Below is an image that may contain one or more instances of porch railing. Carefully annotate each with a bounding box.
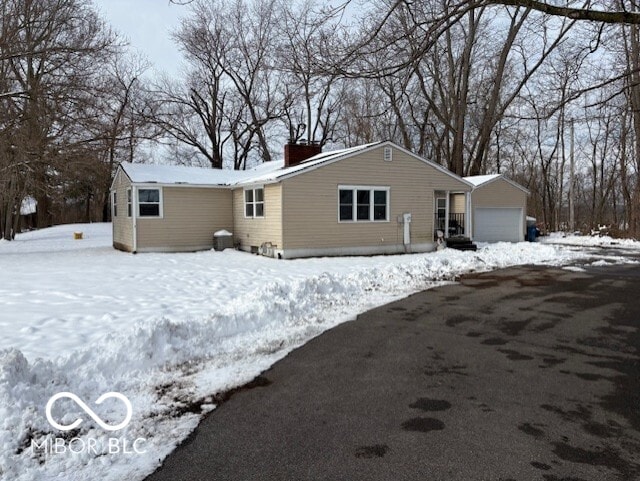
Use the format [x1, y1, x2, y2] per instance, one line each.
[435, 213, 465, 237]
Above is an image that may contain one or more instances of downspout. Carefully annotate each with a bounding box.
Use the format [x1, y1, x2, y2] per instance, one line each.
[466, 191, 473, 240]
[444, 191, 450, 238]
[110, 190, 115, 245]
[132, 185, 138, 253]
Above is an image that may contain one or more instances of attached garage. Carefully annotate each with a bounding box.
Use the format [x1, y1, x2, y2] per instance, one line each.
[465, 175, 529, 243]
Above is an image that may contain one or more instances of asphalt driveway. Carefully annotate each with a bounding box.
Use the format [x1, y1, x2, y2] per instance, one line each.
[146, 263, 640, 481]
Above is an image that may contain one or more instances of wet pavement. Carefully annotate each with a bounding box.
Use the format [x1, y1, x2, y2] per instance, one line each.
[146, 262, 640, 481]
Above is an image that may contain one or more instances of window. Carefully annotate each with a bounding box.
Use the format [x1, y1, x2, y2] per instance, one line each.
[338, 186, 389, 222]
[138, 188, 161, 217]
[436, 197, 446, 219]
[357, 190, 370, 220]
[244, 187, 264, 218]
[127, 189, 132, 217]
[339, 189, 353, 221]
[112, 192, 117, 217]
[374, 190, 387, 220]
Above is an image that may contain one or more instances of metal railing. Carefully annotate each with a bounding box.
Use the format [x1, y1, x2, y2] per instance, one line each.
[435, 213, 465, 237]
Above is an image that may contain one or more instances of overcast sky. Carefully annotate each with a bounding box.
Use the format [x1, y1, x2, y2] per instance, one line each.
[92, 0, 186, 76]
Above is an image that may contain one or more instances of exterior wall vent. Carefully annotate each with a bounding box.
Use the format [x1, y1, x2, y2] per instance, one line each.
[384, 146, 392, 162]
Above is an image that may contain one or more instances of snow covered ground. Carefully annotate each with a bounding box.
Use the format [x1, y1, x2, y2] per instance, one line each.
[543, 231, 640, 249]
[1, 224, 639, 481]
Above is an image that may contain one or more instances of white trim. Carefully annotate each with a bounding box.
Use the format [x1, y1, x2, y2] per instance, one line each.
[467, 175, 530, 195]
[444, 191, 450, 238]
[338, 185, 390, 223]
[465, 192, 472, 240]
[136, 182, 231, 189]
[111, 191, 117, 218]
[278, 243, 436, 259]
[126, 188, 132, 218]
[137, 187, 164, 219]
[119, 176, 231, 191]
[132, 187, 137, 253]
[135, 244, 215, 253]
[109, 166, 129, 192]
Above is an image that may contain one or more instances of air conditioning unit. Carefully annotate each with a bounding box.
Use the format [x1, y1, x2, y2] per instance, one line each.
[260, 242, 275, 257]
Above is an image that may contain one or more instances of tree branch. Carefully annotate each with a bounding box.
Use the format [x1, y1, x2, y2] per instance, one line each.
[484, 0, 640, 24]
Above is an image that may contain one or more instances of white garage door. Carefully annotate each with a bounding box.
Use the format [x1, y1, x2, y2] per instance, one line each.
[474, 208, 523, 242]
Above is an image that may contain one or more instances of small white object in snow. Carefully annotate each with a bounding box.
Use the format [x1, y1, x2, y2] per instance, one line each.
[20, 196, 37, 215]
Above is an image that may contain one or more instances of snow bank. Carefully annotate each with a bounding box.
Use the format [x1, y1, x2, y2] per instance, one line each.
[543, 232, 640, 249]
[0, 224, 623, 481]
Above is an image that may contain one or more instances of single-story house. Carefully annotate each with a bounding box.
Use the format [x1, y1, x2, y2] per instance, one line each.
[462, 174, 529, 243]
[110, 141, 529, 257]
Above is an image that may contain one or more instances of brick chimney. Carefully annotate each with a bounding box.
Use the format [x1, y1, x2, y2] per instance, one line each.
[284, 142, 322, 167]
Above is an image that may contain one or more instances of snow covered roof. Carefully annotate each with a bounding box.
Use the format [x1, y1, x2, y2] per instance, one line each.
[464, 174, 529, 194]
[118, 143, 383, 188]
[20, 196, 37, 215]
[119, 161, 266, 186]
[235, 142, 381, 185]
[117, 141, 473, 191]
[464, 174, 502, 187]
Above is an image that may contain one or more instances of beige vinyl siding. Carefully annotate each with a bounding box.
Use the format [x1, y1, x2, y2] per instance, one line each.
[136, 187, 232, 251]
[450, 193, 466, 214]
[111, 169, 134, 251]
[281, 145, 470, 250]
[471, 178, 527, 235]
[232, 184, 282, 251]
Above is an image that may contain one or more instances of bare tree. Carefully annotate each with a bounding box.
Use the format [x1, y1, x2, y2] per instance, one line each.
[277, 0, 346, 146]
[88, 53, 155, 221]
[154, 0, 289, 169]
[0, 0, 119, 238]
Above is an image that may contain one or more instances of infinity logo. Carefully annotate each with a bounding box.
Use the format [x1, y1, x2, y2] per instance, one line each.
[45, 392, 132, 432]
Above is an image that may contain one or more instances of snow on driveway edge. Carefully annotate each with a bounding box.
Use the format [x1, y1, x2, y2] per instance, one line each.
[0, 243, 587, 481]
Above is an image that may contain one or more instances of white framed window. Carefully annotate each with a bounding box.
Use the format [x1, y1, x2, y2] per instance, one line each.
[112, 192, 117, 217]
[338, 185, 389, 222]
[138, 188, 162, 217]
[244, 187, 264, 218]
[126, 188, 132, 217]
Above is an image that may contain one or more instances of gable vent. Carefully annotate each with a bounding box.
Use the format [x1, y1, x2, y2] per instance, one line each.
[383, 146, 392, 162]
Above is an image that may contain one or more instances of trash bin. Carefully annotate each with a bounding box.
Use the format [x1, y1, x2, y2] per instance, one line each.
[527, 225, 537, 242]
[213, 230, 234, 251]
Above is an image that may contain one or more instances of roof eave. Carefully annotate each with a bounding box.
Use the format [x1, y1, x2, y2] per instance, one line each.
[109, 163, 132, 191]
[470, 175, 530, 195]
